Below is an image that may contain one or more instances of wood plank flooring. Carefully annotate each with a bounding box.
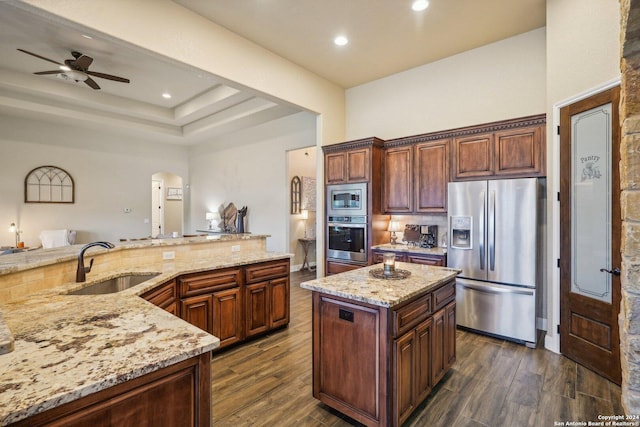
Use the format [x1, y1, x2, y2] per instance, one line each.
[211, 270, 623, 426]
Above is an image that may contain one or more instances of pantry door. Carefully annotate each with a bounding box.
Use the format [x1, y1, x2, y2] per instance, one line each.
[559, 86, 621, 384]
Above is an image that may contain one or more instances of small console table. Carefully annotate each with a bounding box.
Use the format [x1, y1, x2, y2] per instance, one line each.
[298, 238, 316, 272]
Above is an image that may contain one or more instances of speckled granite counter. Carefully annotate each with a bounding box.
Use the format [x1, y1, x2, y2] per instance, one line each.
[300, 262, 459, 307]
[371, 243, 447, 257]
[0, 236, 291, 425]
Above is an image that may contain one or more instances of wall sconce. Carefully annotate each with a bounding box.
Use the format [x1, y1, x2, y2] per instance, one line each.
[8, 222, 21, 248]
[388, 220, 401, 245]
[301, 209, 309, 238]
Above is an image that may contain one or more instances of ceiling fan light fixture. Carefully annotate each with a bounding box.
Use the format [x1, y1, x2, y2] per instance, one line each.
[64, 69, 88, 82]
[412, 0, 429, 11]
[59, 65, 71, 71]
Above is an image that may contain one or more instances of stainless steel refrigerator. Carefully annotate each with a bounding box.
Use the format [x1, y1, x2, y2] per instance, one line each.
[447, 178, 545, 347]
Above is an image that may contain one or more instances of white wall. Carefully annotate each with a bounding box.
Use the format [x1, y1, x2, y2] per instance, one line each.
[544, 0, 621, 353]
[346, 28, 546, 140]
[188, 112, 317, 253]
[0, 114, 188, 247]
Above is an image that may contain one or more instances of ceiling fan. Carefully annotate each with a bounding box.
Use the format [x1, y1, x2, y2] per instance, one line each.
[17, 48, 130, 90]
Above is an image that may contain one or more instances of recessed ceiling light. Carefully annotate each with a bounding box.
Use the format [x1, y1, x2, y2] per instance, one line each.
[334, 35, 348, 46]
[81, 34, 93, 40]
[162, 93, 172, 99]
[412, 0, 429, 11]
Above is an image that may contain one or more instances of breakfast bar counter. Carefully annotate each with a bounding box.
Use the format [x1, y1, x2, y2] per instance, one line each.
[301, 263, 459, 427]
[0, 235, 291, 426]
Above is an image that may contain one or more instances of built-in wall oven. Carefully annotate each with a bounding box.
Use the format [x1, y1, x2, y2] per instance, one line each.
[327, 216, 367, 263]
[327, 183, 367, 217]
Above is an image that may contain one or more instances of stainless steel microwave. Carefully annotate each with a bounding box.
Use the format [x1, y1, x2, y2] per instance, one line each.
[326, 183, 367, 216]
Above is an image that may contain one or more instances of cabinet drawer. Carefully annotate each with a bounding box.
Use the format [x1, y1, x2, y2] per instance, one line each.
[245, 260, 290, 284]
[179, 268, 242, 297]
[142, 279, 177, 310]
[433, 280, 456, 311]
[393, 294, 432, 338]
[406, 255, 444, 266]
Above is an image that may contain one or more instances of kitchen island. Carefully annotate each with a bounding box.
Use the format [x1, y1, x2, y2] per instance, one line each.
[301, 262, 459, 427]
[0, 234, 291, 426]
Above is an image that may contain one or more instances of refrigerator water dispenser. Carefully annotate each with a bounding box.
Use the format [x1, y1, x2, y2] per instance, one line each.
[451, 216, 472, 249]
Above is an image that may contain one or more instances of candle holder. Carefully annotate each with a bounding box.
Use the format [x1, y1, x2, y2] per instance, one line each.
[383, 253, 396, 276]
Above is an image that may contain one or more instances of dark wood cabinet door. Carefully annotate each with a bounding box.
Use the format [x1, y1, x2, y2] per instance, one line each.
[431, 307, 446, 385]
[270, 276, 290, 328]
[213, 287, 243, 348]
[394, 331, 416, 426]
[346, 148, 370, 182]
[246, 282, 269, 337]
[325, 152, 347, 184]
[415, 140, 449, 212]
[181, 294, 213, 334]
[415, 317, 433, 403]
[445, 302, 457, 370]
[141, 279, 177, 314]
[452, 133, 494, 180]
[383, 146, 413, 212]
[494, 125, 544, 176]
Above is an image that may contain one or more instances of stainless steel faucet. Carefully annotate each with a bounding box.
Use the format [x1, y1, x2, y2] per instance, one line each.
[76, 241, 115, 282]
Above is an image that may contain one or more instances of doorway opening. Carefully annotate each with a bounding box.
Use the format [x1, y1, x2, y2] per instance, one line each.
[287, 147, 317, 271]
[151, 172, 184, 237]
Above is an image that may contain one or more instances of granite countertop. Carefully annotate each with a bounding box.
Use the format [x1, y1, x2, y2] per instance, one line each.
[0, 233, 270, 276]
[0, 248, 291, 425]
[300, 262, 459, 308]
[371, 243, 447, 256]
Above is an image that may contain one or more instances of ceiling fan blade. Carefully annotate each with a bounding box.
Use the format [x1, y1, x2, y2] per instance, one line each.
[86, 71, 130, 83]
[17, 49, 62, 66]
[34, 70, 62, 75]
[73, 54, 93, 71]
[84, 77, 100, 90]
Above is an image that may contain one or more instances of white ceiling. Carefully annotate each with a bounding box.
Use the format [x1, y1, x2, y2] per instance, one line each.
[0, 0, 545, 146]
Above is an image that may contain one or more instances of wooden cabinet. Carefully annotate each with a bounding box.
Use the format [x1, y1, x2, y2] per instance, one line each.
[325, 148, 370, 184]
[383, 139, 449, 214]
[394, 317, 433, 426]
[415, 140, 449, 212]
[326, 260, 365, 275]
[451, 120, 545, 181]
[141, 279, 178, 316]
[244, 260, 290, 337]
[16, 353, 211, 427]
[383, 146, 413, 212]
[172, 259, 290, 351]
[372, 249, 445, 266]
[312, 279, 456, 427]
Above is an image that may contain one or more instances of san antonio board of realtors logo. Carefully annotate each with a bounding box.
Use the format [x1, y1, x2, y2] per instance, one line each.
[580, 155, 602, 181]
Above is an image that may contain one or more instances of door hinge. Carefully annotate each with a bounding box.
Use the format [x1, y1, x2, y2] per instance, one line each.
[557, 125, 560, 135]
[557, 324, 560, 334]
[557, 192, 560, 202]
[557, 258, 560, 268]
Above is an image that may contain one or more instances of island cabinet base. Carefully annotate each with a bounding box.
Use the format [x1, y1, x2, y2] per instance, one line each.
[311, 279, 456, 427]
[13, 352, 212, 427]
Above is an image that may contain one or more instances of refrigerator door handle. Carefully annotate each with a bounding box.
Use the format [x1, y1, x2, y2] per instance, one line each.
[479, 191, 485, 270]
[461, 281, 535, 296]
[489, 190, 496, 271]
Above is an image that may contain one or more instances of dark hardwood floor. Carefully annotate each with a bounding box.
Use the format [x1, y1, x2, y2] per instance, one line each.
[211, 270, 623, 426]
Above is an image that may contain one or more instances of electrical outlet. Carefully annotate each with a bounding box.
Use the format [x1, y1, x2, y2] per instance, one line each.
[231, 245, 241, 252]
[162, 251, 175, 260]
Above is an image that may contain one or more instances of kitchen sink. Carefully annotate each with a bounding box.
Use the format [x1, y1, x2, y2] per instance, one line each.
[68, 273, 161, 295]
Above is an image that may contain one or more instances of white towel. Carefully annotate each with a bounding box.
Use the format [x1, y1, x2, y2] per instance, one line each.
[40, 229, 71, 249]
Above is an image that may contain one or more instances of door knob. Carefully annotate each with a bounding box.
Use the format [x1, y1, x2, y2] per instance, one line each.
[600, 267, 621, 276]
